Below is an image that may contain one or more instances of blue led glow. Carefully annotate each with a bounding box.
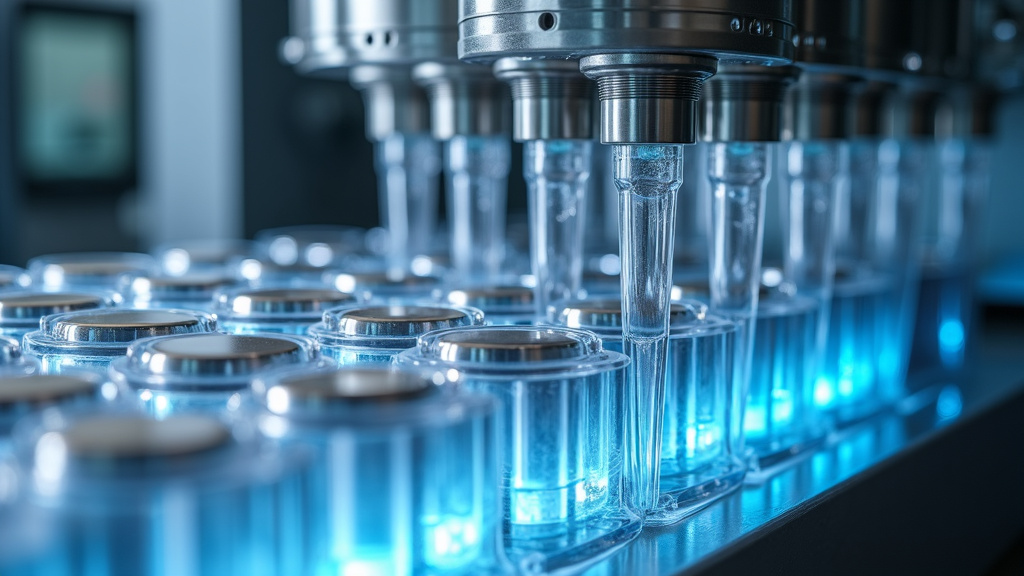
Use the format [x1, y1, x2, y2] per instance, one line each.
[936, 385, 963, 421]
[939, 319, 965, 353]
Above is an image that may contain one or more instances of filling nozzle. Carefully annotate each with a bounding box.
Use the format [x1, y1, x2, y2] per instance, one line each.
[350, 66, 441, 278]
[701, 64, 795, 457]
[413, 62, 511, 285]
[579, 53, 715, 512]
[493, 58, 594, 317]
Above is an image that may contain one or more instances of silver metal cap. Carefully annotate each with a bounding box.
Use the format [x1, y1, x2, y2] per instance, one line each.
[492, 57, 592, 142]
[268, 368, 434, 410]
[61, 414, 230, 459]
[0, 374, 97, 408]
[0, 292, 106, 322]
[217, 288, 355, 318]
[284, 0, 459, 76]
[551, 298, 706, 330]
[126, 334, 307, 381]
[42, 309, 214, 344]
[783, 73, 860, 141]
[458, 0, 795, 65]
[446, 285, 534, 311]
[412, 61, 510, 139]
[701, 64, 798, 142]
[433, 327, 590, 363]
[580, 53, 717, 144]
[325, 305, 476, 337]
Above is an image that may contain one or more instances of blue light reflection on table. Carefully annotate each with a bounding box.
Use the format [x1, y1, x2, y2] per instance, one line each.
[583, 356, 1020, 576]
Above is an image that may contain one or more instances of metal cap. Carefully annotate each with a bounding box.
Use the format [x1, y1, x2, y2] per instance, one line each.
[325, 305, 479, 337]
[413, 61, 511, 139]
[432, 327, 592, 363]
[0, 292, 106, 322]
[849, 81, 899, 138]
[446, 285, 534, 310]
[216, 288, 355, 318]
[123, 333, 310, 383]
[61, 414, 230, 459]
[41, 309, 215, 344]
[284, 0, 459, 76]
[458, 0, 795, 65]
[580, 53, 717, 144]
[349, 64, 430, 140]
[701, 64, 798, 142]
[492, 57, 593, 142]
[266, 367, 434, 409]
[783, 73, 861, 141]
[551, 298, 707, 331]
[0, 374, 97, 408]
[329, 271, 443, 294]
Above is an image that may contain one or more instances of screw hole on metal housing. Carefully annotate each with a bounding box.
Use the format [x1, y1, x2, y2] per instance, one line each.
[538, 12, 556, 31]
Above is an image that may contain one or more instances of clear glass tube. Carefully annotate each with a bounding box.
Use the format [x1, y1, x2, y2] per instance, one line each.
[614, 144, 682, 513]
[524, 139, 591, 317]
[706, 142, 770, 458]
[444, 135, 511, 285]
[375, 133, 441, 277]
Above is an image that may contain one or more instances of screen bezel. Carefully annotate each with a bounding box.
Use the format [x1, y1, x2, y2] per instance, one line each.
[11, 2, 139, 198]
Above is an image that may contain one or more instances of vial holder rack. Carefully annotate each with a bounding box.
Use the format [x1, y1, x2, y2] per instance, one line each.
[253, 364, 505, 576]
[399, 325, 640, 575]
[110, 332, 320, 416]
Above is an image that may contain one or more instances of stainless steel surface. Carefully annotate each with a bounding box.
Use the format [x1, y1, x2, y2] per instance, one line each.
[492, 57, 593, 141]
[219, 288, 354, 316]
[701, 64, 799, 142]
[133, 333, 305, 377]
[412, 61, 510, 139]
[580, 53, 717, 144]
[285, 0, 458, 76]
[458, 0, 795, 65]
[328, 305, 475, 336]
[446, 285, 534, 308]
[434, 326, 588, 363]
[63, 414, 230, 459]
[45, 310, 209, 344]
[0, 292, 105, 320]
[784, 73, 860, 140]
[348, 65, 430, 140]
[0, 374, 97, 406]
[272, 368, 433, 403]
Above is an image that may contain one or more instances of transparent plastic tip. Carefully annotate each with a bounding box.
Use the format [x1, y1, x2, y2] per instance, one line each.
[782, 141, 846, 348]
[706, 142, 770, 456]
[445, 135, 511, 284]
[524, 139, 591, 317]
[614, 145, 682, 513]
[375, 133, 441, 277]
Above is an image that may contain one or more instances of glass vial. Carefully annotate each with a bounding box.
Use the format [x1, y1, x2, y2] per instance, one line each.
[0, 292, 114, 340]
[253, 364, 505, 576]
[213, 287, 357, 335]
[398, 325, 640, 575]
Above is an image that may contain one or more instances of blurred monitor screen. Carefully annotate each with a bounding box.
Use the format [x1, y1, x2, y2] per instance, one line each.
[15, 5, 137, 195]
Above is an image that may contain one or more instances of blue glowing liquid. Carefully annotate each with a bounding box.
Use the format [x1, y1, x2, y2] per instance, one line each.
[219, 320, 318, 336]
[278, 416, 499, 576]
[134, 389, 246, 417]
[318, 345, 405, 366]
[910, 264, 972, 376]
[2, 470, 293, 576]
[816, 273, 891, 420]
[604, 320, 743, 524]
[745, 296, 821, 457]
[467, 374, 616, 541]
